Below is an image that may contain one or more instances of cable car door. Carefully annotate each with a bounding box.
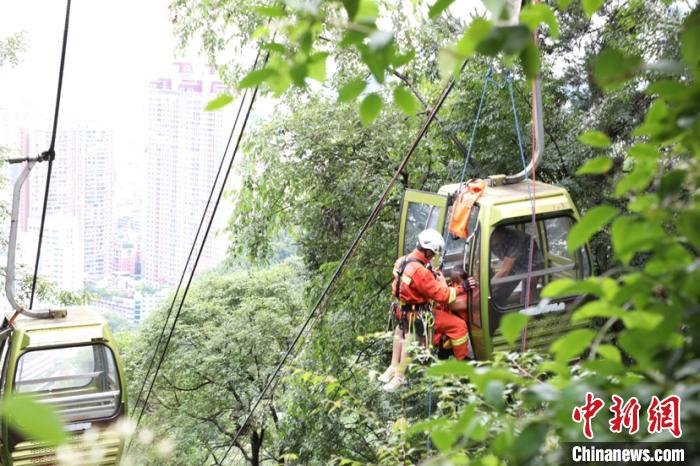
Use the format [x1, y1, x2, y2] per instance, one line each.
[398, 190, 448, 260]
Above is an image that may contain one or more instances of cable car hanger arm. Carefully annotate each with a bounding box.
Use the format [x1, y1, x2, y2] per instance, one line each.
[4, 154, 65, 321]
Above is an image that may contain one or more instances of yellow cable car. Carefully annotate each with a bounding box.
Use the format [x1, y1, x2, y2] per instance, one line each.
[0, 308, 127, 465]
[396, 41, 594, 359]
[1, 157, 127, 465]
[397, 180, 593, 360]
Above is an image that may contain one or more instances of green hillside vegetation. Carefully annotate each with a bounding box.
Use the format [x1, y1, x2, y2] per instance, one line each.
[118, 0, 700, 464]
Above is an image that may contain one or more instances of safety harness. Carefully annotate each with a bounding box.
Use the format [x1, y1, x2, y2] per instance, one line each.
[393, 256, 435, 343]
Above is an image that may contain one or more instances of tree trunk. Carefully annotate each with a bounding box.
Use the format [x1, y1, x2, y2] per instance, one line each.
[249, 429, 264, 466]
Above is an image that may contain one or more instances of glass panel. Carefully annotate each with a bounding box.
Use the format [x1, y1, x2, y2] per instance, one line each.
[489, 217, 592, 310]
[544, 217, 569, 258]
[442, 205, 479, 279]
[469, 227, 482, 328]
[403, 202, 442, 256]
[15, 345, 120, 422]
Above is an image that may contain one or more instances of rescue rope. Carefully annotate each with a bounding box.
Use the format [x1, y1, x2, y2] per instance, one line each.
[457, 68, 493, 187]
[29, 0, 72, 308]
[443, 67, 493, 260]
[216, 63, 466, 466]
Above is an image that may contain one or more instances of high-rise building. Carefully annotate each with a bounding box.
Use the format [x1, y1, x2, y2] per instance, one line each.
[142, 62, 229, 284]
[21, 124, 114, 289]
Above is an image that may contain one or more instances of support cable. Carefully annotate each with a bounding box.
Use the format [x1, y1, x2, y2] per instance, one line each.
[216, 63, 464, 466]
[132, 52, 270, 433]
[131, 48, 263, 417]
[29, 0, 72, 308]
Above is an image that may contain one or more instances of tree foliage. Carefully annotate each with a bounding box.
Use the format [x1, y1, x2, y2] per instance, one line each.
[124, 261, 306, 465]
[120, 1, 700, 464]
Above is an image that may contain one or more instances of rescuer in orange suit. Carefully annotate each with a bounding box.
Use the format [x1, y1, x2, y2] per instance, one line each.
[433, 271, 476, 360]
[380, 229, 458, 392]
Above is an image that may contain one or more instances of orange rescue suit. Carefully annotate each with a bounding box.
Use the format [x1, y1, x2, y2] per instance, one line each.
[448, 180, 486, 239]
[392, 249, 456, 306]
[433, 285, 471, 360]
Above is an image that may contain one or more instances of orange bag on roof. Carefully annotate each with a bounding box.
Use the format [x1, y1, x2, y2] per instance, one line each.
[448, 179, 486, 238]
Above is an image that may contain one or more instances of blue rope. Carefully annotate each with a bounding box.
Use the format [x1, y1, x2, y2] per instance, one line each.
[506, 73, 537, 352]
[457, 68, 493, 186]
[426, 379, 433, 454]
[444, 68, 494, 261]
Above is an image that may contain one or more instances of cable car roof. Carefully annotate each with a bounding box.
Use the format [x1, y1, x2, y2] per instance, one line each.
[11, 306, 111, 349]
[438, 180, 569, 206]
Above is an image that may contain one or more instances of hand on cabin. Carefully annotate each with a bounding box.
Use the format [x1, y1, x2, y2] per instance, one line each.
[467, 276, 477, 289]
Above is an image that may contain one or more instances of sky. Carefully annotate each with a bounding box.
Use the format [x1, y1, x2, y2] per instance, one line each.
[0, 0, 206, 211]
[0, 0, 180, 124]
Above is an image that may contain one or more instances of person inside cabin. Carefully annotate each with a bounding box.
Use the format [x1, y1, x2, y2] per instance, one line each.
[490, 225, 544, 307]
[379, 229, 458, 392]
[433, 270, 476, 360]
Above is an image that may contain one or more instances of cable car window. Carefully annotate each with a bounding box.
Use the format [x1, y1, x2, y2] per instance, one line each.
[443, 205, 479, 278]
[403, 202, 442, 256]
[489, 216, 591, 310]
[14, 345, 121, 422]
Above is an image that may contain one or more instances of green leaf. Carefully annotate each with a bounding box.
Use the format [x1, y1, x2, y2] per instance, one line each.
[392, 49, 415, 68]
[519, 39, 540, 81]
[483, 0, 507, 20]
[340, 30, 366, 47]
[307, 53, 328, 82]
[576, 157, 612, 175]
[254, 6, 286, 17]
[513, 423, 548, 462]
[429, 0, 454, 19]
[597, 344, 622, 363]
[611, 216, 661, 264]
[578, 131, 611, 148]
[594, 48, 641, 91]
[646, 80, 690, 101]
[338, 79, 366, 102]
[542, 278, 607, 298]
[407, 417, 449, 434]
[567, 205, 617, 254]
[615, 144, 658, 197]
[680, 8, 700, 69]
[355, 0, 378, 23]
[679, 210, 700, 249]
[2, 395, 66, 446]
[261, 42, 287, 54]
[519, 4, 559, 39]
[550, 329, 595, 360]
[359, 93, 383, 126]
[205, 94, 233, 111]
[456, 18, 493, 57]
[581, 0, 604, 18]
[341, 0, 359, 20]
[239, 67, 275, 88]
[431, 428, 457, 452]
[289, 62, 308, 87]
[427, 359, 475, 377]
[498, 313, 529, 346]
[621, 311, 663, 330]
[556, 0, 573, 10]
[393, 87, 419, 115]
[485, 380, 505, 409]
[572, 301, 623, 323]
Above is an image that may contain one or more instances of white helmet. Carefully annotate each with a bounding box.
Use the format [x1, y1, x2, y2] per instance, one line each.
[417, 229, 445, 254]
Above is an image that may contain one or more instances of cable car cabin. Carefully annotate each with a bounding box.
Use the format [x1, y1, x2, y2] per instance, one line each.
[0, 306, 127, 466]
[397, 180, 593, 360]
